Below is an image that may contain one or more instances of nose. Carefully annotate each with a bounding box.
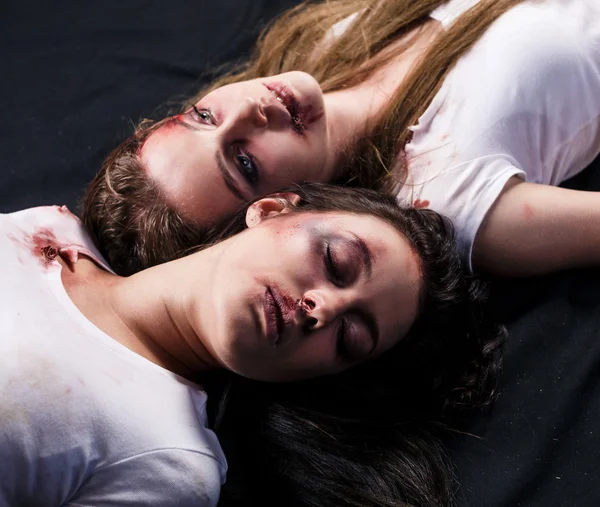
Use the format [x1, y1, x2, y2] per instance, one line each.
[226, 97, 268, 137]
[298, 289, 349, 332]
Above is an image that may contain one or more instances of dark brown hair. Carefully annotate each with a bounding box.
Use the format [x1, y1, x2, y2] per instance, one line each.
[82, 0, 526, 275]
[197, 183, 505, 507]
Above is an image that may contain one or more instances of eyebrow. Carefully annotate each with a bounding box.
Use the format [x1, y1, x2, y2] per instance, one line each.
[168, 116, 246, 202]
[350, 233, 373, 280]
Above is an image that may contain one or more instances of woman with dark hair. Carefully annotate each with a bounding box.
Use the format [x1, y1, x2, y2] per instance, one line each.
[1, 184, 502, 506]
[82, 0, 600, 277]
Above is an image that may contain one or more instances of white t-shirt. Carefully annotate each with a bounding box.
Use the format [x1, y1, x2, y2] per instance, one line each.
[0, 206, 227, 507]
[334, 0, 600, 266]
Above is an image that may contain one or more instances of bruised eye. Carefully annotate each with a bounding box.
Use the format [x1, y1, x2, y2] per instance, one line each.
[325, 242, 342, 285]
[192, 105, 215, 124]
[325, 240, 356, 287]
[337, 319, 371, 362]
[336, 318, 348, 358]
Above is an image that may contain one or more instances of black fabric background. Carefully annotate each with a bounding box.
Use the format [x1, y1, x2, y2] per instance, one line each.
[2, 1, 599, 505]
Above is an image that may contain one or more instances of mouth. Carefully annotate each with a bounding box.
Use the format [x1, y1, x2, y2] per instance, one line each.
[264, 82, 306, 134]
[263, 286, 297, 347]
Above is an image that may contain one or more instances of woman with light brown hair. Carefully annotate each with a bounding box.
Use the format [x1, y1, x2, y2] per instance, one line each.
[83, 0, 600, 276]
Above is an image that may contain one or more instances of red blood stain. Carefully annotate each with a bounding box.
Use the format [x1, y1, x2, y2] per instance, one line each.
[41, 245, 58, 262]
[413, 199, 430, 209]
[161, 115, 182, 131]
[31, 228, 60, 266]
[523, 203, 535, 221]
[307, 111, 324, 125]
[65, 386, 72, 395]
[8, 227, 85, 268]
[441, 134, 448, 141]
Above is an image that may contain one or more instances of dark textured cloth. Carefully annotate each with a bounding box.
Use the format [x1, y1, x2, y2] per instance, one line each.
[1, 1, 598, 505]
[450, 162, 600, 507]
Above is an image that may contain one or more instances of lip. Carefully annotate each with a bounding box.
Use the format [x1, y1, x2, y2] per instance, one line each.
[264, 288, 282, 347]
[263, 82, 306, 134]
[263, 286, 297, 347]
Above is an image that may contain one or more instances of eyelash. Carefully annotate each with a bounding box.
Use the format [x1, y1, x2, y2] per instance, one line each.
[192, 105, 260, 187]
[234, 146, 259, 186]
[325, 243, 342, 285]
[336, 318, 349, 359]
[325, 243, 353, 360]
[192, 105, 214, 124]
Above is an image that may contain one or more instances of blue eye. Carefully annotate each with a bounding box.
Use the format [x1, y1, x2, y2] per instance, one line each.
[236, 150, 259, 186]
[192, 105, 214, 124]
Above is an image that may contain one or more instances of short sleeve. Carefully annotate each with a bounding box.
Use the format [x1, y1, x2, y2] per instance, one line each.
[400, 154, 525, 271]
[67, 448, 225, 507]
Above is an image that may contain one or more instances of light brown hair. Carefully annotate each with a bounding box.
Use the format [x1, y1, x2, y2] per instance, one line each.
[82, 0, 526, 274]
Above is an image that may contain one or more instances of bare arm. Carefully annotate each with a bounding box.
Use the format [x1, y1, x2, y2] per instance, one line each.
[473, 177, 600, 277]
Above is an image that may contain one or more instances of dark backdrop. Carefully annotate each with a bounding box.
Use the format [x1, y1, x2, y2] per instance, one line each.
[2, 1, 599, 505]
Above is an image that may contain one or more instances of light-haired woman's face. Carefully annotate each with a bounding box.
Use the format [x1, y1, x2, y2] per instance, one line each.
[193, 203, 423, 382]
[140, 72, 336, 226]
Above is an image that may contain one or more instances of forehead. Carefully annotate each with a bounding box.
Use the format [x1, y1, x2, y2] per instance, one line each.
[138, 120, 242, 225]
[290, 211, 409, 252]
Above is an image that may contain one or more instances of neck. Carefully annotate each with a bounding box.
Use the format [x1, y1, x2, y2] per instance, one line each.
[322, 18, 443, 176]
[62, 245, 225, 381]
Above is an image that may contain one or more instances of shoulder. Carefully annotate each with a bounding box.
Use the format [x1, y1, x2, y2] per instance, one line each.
[3, 205, 88, 245]
[2, 205, 113, 272]
[71, 447, 225, 506]
[439, 0, 600, 140]
[471, 0, 599, 80]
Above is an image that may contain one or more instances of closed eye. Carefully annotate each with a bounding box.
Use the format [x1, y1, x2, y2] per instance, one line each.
[325, 242, 342, 285]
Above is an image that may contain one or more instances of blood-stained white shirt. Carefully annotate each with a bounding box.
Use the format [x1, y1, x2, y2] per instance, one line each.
[0, 206, 226, 507]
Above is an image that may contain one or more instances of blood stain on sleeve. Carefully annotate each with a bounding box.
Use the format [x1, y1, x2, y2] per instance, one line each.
[413, 199, 430, 209]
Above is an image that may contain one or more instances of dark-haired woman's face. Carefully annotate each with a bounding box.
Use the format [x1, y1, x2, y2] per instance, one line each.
[192, 207, 422, 382]
[140, 72, 337, 226]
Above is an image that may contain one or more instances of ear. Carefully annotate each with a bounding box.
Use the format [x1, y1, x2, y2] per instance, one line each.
[245, 192, 301, 229]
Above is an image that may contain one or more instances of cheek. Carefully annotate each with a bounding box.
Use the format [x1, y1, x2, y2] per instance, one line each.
[272, 218, 302, 242]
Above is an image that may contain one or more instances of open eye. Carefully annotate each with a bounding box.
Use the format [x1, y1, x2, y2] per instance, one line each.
[234, 146, 259, 186]
[192, 105, 215, 125]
